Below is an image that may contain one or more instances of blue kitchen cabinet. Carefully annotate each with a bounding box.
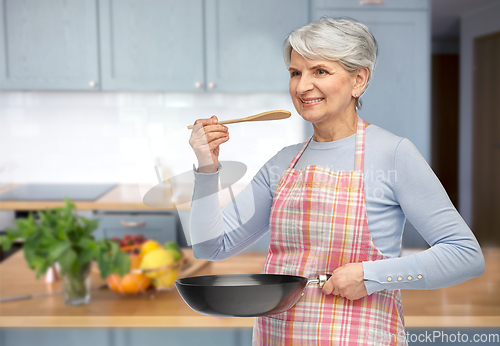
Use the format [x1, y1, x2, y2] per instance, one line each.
[98, 0, 205, 92]
[99, 0, 310, 92]
[0, 329, 109, 346]
[0, 0, 310, 92]
[91, 211, 179, 244]
[110, 329, 245, 346]
[204, 0, 309, 92]
[0, 0, 100, 90]
[0, 328, 254, 346]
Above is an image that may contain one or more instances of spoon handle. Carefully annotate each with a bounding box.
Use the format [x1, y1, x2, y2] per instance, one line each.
[188, 118, 251, 129]
[187, 110, 290, 129]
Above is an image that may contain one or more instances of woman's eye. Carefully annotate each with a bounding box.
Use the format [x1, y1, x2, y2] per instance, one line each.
[290, 71, 301, 77]
[317, 69, 327, 75]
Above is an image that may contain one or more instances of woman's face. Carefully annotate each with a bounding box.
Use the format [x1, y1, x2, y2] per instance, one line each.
[288, 50, 357, 126]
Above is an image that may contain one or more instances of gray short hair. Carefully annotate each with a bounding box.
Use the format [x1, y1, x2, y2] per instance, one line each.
[284, 17, 378, 110]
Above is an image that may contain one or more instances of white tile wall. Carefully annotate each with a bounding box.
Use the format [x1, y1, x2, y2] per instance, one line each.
[0, 92, 307, 186]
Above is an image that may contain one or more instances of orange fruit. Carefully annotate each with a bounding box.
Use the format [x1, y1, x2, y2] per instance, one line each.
[107, 272, 151, 294]
[107, 253, 151, 294]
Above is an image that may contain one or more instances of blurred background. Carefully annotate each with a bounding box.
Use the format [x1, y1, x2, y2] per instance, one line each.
[0, 0, 499, 345]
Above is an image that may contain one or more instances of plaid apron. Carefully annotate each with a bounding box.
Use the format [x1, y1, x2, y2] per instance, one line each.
[253, 117, 406, 345]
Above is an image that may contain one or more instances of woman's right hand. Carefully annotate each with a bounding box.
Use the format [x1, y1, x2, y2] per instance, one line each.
[189, 115, 229, 174]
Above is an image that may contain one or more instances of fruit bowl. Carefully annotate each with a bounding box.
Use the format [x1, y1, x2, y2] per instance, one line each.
[106, 236, 185, 293]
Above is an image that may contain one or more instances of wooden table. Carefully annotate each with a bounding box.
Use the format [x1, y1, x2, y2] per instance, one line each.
[1, 248, 499, 328]
[0, 250, 266, 328]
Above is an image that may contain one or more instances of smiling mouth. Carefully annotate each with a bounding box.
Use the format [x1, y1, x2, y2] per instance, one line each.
[301, 98, 324, 104]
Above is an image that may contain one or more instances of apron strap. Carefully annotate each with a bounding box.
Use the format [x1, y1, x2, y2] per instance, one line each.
[288, 136, 313, 170]
[354, 116, 366, 172]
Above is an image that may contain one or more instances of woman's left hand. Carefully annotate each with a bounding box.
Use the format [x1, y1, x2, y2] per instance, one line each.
[322, 263, 368, 300]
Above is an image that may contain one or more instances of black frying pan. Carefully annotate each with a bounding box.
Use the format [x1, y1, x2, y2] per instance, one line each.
[175, 273, 330, 317]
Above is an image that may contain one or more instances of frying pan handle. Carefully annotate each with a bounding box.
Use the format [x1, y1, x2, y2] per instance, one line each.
[301, 274, 332, 296]
[307, 274, 332, 289]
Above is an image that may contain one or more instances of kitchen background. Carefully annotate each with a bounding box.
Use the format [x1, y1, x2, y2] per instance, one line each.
[0, 0, 499, 345]
[1, 0, 499, 246]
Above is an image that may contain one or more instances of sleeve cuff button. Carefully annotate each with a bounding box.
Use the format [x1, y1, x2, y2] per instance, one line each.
[407, 276, 412, 280]
[397, 276, 403, 281]
[387, 276, 392, 282]
[417, 274, 423, 279]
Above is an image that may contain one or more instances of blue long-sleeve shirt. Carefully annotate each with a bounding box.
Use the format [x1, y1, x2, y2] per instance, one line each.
[189, 124, 484, 294]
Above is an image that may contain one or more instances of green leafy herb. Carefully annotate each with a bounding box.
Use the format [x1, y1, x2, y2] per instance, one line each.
[0, 197, 130, 279]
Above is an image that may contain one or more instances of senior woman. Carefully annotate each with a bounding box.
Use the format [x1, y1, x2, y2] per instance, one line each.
[188, 18, 484, 345]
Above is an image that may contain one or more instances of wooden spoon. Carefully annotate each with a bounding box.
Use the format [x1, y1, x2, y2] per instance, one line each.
[187, 110, 291, 129]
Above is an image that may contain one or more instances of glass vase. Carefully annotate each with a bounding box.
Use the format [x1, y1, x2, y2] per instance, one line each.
[61, 262, 91, 305]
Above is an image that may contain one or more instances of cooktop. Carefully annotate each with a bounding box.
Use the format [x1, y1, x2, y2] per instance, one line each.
[0, 183, 117, 201]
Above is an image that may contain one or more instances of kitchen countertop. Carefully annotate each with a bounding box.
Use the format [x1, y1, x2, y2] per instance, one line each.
[0, 183, 242, 211]
[0, 183, 168, 211]
[0, 248, 499, 328]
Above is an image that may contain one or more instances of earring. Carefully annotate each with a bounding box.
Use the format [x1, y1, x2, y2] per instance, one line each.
[355, 93, 359, 97]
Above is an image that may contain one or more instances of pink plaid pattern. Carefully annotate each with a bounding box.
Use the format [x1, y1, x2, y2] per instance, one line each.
[253, 118, 406, 345]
